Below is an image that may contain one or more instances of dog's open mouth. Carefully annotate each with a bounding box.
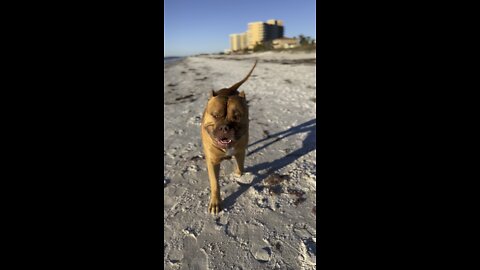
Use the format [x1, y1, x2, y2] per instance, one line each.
[216, 137, 232, 147]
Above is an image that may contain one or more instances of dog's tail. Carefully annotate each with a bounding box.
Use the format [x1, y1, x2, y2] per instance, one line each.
[228, 60, 258, 91]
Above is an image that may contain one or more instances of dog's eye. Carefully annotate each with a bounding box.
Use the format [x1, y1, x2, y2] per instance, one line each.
[232, 113, 241, 121]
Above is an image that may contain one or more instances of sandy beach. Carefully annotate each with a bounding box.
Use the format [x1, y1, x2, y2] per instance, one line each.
[164, 51, 317, 269]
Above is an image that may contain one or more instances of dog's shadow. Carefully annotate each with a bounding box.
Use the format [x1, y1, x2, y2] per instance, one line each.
[222, 118, 316, 210]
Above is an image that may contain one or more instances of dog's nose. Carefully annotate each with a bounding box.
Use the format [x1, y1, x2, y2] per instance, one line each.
[219, 125, 230, 133]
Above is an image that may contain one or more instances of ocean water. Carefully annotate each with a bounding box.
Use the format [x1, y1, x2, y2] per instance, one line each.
[164, 56, 183, 64]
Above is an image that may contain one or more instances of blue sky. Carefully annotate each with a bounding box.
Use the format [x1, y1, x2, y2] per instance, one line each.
[164, 0, 316, 57]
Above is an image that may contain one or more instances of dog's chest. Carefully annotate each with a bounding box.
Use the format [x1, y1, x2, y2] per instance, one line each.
[225, 147, 236, 157]
[219, 147, 236, 162]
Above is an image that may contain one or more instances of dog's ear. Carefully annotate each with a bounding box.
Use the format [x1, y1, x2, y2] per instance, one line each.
[209, 90, 216, 98]
[239, 91, 246, 98]
[228, 60, 258, 92]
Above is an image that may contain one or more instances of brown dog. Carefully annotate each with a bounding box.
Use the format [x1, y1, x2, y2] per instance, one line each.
[201, 60, 257, 214]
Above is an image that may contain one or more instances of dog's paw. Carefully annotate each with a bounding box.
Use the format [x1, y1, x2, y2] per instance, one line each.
[208, 197, 222, 215]
[234, 172, 254, 185]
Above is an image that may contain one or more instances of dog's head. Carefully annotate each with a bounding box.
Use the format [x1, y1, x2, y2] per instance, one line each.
[202, 60, 257, 149]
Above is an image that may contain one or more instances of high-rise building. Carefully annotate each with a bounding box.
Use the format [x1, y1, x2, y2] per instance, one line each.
[229, 19, 284, 51]
[239, 33, 247, 50]
[265, 19, 284, 41]
[246, 19, 284, 49]
[247, 22, 265, 49]
[230, 33, 248, 52]
[266, 19, 283, 26]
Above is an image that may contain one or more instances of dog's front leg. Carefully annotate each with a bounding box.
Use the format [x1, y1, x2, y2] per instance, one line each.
[234, 150, 246, 177]
[206, 160, 221, 214]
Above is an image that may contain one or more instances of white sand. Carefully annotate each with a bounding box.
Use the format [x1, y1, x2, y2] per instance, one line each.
[164, 51, 316, 269]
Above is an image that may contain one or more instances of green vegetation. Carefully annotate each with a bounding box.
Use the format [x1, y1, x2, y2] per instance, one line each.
[291, 34, 316, 52]
[253, 40, 273, 52]
[298, 34, 315, 45]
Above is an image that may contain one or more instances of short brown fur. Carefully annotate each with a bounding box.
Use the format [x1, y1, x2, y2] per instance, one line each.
[200, 61, 257, 214]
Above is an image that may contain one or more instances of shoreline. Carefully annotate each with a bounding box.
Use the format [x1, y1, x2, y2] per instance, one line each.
[164, 57, 186, 68]
[197, 50, 316, 65]
[164, 50, 317, 69]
